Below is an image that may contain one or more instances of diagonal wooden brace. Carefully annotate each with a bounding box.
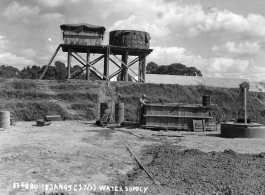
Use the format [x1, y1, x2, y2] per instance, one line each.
[39, 45, 61, 80]
[109, 54, 144, 79]
[71, 53, 104, 78]
[110, 51, 144, 82]
[71, 49, 107, 79]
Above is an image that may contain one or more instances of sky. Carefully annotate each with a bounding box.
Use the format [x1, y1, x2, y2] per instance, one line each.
[0, 0, 265, 81]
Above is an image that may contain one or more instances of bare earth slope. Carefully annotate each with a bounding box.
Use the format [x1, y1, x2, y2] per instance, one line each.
[0, 79, 265, 123]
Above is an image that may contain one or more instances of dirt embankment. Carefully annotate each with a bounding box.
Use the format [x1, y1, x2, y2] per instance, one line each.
[0, 79, 265, 122]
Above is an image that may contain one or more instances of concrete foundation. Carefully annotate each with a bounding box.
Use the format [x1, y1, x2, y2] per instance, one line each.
[221, 122, 265, 138]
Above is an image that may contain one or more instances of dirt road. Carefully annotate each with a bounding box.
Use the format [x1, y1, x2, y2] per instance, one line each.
[0, 121, 265, 195]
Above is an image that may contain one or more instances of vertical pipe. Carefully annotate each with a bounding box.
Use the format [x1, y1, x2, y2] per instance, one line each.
[67, 47, 71, 79]
[104, 47, 109, 80]
[139, 53, 146, 82]
[142, 53, 146, 83]
[122, 51, 128, 81]
[120, 55, 124, 81]
[138, 56, 141, 82]
[86, 48, 90, 80]
[244, 88, 247, 124]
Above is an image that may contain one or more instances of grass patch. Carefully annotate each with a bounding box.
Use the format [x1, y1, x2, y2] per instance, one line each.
[0, 90, 52, 100]
[50, 82, 100, 92]
[56, 92, 98, 103]
[3, 100, 70, 121]
[12, 80, 37, 90]
[71, 102, 97, 120]
[0, 79, 264, 122]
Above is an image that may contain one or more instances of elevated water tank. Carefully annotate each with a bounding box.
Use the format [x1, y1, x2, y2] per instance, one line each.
[109, 30, 151, 49]
[60, 23, 106, 45]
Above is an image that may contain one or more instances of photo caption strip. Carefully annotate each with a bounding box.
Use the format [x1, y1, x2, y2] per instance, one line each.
[13, 182, 149, 193]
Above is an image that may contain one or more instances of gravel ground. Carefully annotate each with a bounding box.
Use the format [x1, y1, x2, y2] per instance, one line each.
[122, 144, 265, 195]
[1, 121, 265, 195]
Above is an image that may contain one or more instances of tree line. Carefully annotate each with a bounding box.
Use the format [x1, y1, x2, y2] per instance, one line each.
[0, 61, 98, 80]
[0, 61, 202, 80]
[146, 62, 203, 76]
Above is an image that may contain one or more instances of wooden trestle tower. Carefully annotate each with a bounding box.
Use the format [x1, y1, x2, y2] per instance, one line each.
[39, 44, 153, 82]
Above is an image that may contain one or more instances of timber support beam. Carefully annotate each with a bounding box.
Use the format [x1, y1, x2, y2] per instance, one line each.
[40, 44, 152, 82]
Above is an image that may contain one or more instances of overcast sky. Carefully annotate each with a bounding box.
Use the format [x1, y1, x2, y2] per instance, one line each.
[1, 0, 265, 81]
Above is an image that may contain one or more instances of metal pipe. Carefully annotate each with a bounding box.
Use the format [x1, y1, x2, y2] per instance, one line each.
[124, 143, 165, 191]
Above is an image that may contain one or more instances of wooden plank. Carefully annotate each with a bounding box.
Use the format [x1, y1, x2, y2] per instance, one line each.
[109, 57, 121, 68]
[61, 44, 153, 56]
[141, 125, 189, 130]
[206, 122, 218, 131]
[152, 134, 184, 137]
[193, 119, 205, 131]
[39, 45, 61, 80]
[145, 104, 210, 108]
[144, 115, 212, 118]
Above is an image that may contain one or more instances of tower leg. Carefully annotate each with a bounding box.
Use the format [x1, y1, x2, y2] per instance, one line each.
[120, 55, 124, 81]
[122, 51, 128, 81]
[86, 48, 90, 80]
[244, 88, 247, 124]
[104, 47, 109, 80]
[67, 47, 72, 79]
